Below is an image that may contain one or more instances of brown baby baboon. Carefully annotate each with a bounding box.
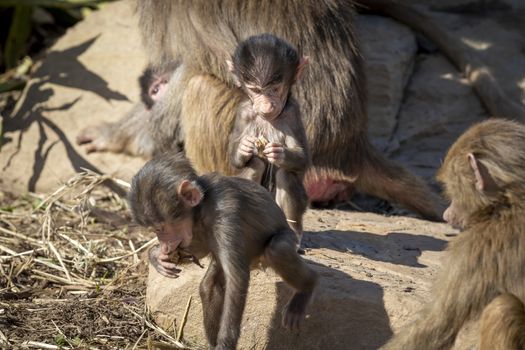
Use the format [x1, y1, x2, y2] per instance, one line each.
[228, 34, 310, 244]
[129, 153, 317, 349]
[382, 119, 525, 350]
[76, 61, 180, 156]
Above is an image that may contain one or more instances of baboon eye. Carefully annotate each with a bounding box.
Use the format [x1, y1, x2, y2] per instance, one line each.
[152, 87, 159, 95]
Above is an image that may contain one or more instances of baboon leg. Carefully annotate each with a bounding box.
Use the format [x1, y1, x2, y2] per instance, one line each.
[275, 169, 308, 244]
[355, 145, 444, 221]
[238, 157, 266, 184]
[199, 260, 225, 347]
[479, 293, 525, 350]
[265, 230, 317, 330]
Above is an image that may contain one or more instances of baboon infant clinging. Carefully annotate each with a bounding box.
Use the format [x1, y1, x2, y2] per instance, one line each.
[382, 119, 525, 350]
[76, 61, 179, 156]
[228, 34, 310, 244]
[129, 153, 317, 349]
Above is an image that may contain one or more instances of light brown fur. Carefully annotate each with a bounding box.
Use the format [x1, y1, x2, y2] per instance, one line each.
[383, 119, 525, 349]
[479, 293, 525, 350]
[134, 0, 443, 220]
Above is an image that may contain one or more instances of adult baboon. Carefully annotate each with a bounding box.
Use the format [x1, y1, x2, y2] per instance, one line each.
[81, 0, 443, 220]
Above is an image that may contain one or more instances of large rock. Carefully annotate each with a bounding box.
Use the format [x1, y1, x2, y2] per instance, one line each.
[147, 210, 454, 349]
[387, 54, 486, 181]
[1, 1, 146, 193]
[357, 15, 417, 150]
[386, 8, 525, 182]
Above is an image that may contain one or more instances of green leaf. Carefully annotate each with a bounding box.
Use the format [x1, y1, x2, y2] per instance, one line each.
[0, 79, 26, 93]
[4, 5, 32, 69]
[54, 334, 66, 346]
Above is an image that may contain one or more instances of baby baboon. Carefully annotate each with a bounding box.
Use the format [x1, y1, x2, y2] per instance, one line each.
[229, 34, 309, 244]
[76, 61, 179, 156]
[383, 119, 525, 350]
[129, 153, 317, 349]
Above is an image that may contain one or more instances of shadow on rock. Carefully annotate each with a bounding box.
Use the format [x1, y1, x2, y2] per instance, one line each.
[304, 229, 447, 268]
[3, 36, 128, 195]
[265, 260, 392, 350]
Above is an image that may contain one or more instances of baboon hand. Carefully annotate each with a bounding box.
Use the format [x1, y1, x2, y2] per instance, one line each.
[148, 245, 182, 278]
[239, 135, 257, 159]
[264, 142, 284, 165]
[76, 125, 110, 153]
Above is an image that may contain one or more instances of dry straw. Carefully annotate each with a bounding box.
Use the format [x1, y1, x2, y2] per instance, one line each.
[0, 169, 192, 349]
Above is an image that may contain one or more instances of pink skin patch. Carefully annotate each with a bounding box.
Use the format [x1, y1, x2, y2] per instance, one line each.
[305, 178, 353, 203]
[149, 75, 170, 103]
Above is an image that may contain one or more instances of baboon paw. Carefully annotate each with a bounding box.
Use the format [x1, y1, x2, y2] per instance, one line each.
[76, 126, 108, 153]
[282, 307, 304, 331]
[282, 291, 311, 331]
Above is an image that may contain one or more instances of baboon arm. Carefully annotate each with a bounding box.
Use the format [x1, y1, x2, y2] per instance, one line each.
[229, 110, 252, 169]
[282, 143, 309, 173]
[280, 107, 309, 173]
[110, 103, 155, 157]
[383, 244, 486, 350]
[230, 138, 249, 169]
[76, 103, 155, 157]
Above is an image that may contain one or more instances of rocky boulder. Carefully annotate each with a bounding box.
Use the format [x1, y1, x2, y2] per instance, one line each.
[147, 210, 454, 349]
[357, 15, 417, 150]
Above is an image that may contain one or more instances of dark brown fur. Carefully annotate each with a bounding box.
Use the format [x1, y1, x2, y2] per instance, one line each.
[383, 119, 525, 349]
[129, 153, 318, 349]
[129, 0, 443, 220]
[229, 34, 309, 243]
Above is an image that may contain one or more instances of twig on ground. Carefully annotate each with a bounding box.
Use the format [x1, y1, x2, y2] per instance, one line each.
[177, 296, 192, 342]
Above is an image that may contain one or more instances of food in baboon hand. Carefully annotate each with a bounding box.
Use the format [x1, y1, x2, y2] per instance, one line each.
[254, 135, 269, 157]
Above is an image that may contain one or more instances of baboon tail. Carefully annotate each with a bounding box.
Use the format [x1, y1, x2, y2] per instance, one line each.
[355, 143, 444, 221]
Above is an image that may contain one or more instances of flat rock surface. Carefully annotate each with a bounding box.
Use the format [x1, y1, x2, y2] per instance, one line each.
[147, 210, 455, 350]
[1, 1, 525, 349]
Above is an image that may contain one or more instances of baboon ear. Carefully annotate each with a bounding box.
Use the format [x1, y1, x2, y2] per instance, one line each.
[467, 153, 497, 193]
[226, 60, 242, 87]
[178, 180, 203, 207]
[295, 56, 310, 82]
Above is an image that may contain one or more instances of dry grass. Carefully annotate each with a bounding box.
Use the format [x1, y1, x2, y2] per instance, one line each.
[0, 170, 192, 349]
